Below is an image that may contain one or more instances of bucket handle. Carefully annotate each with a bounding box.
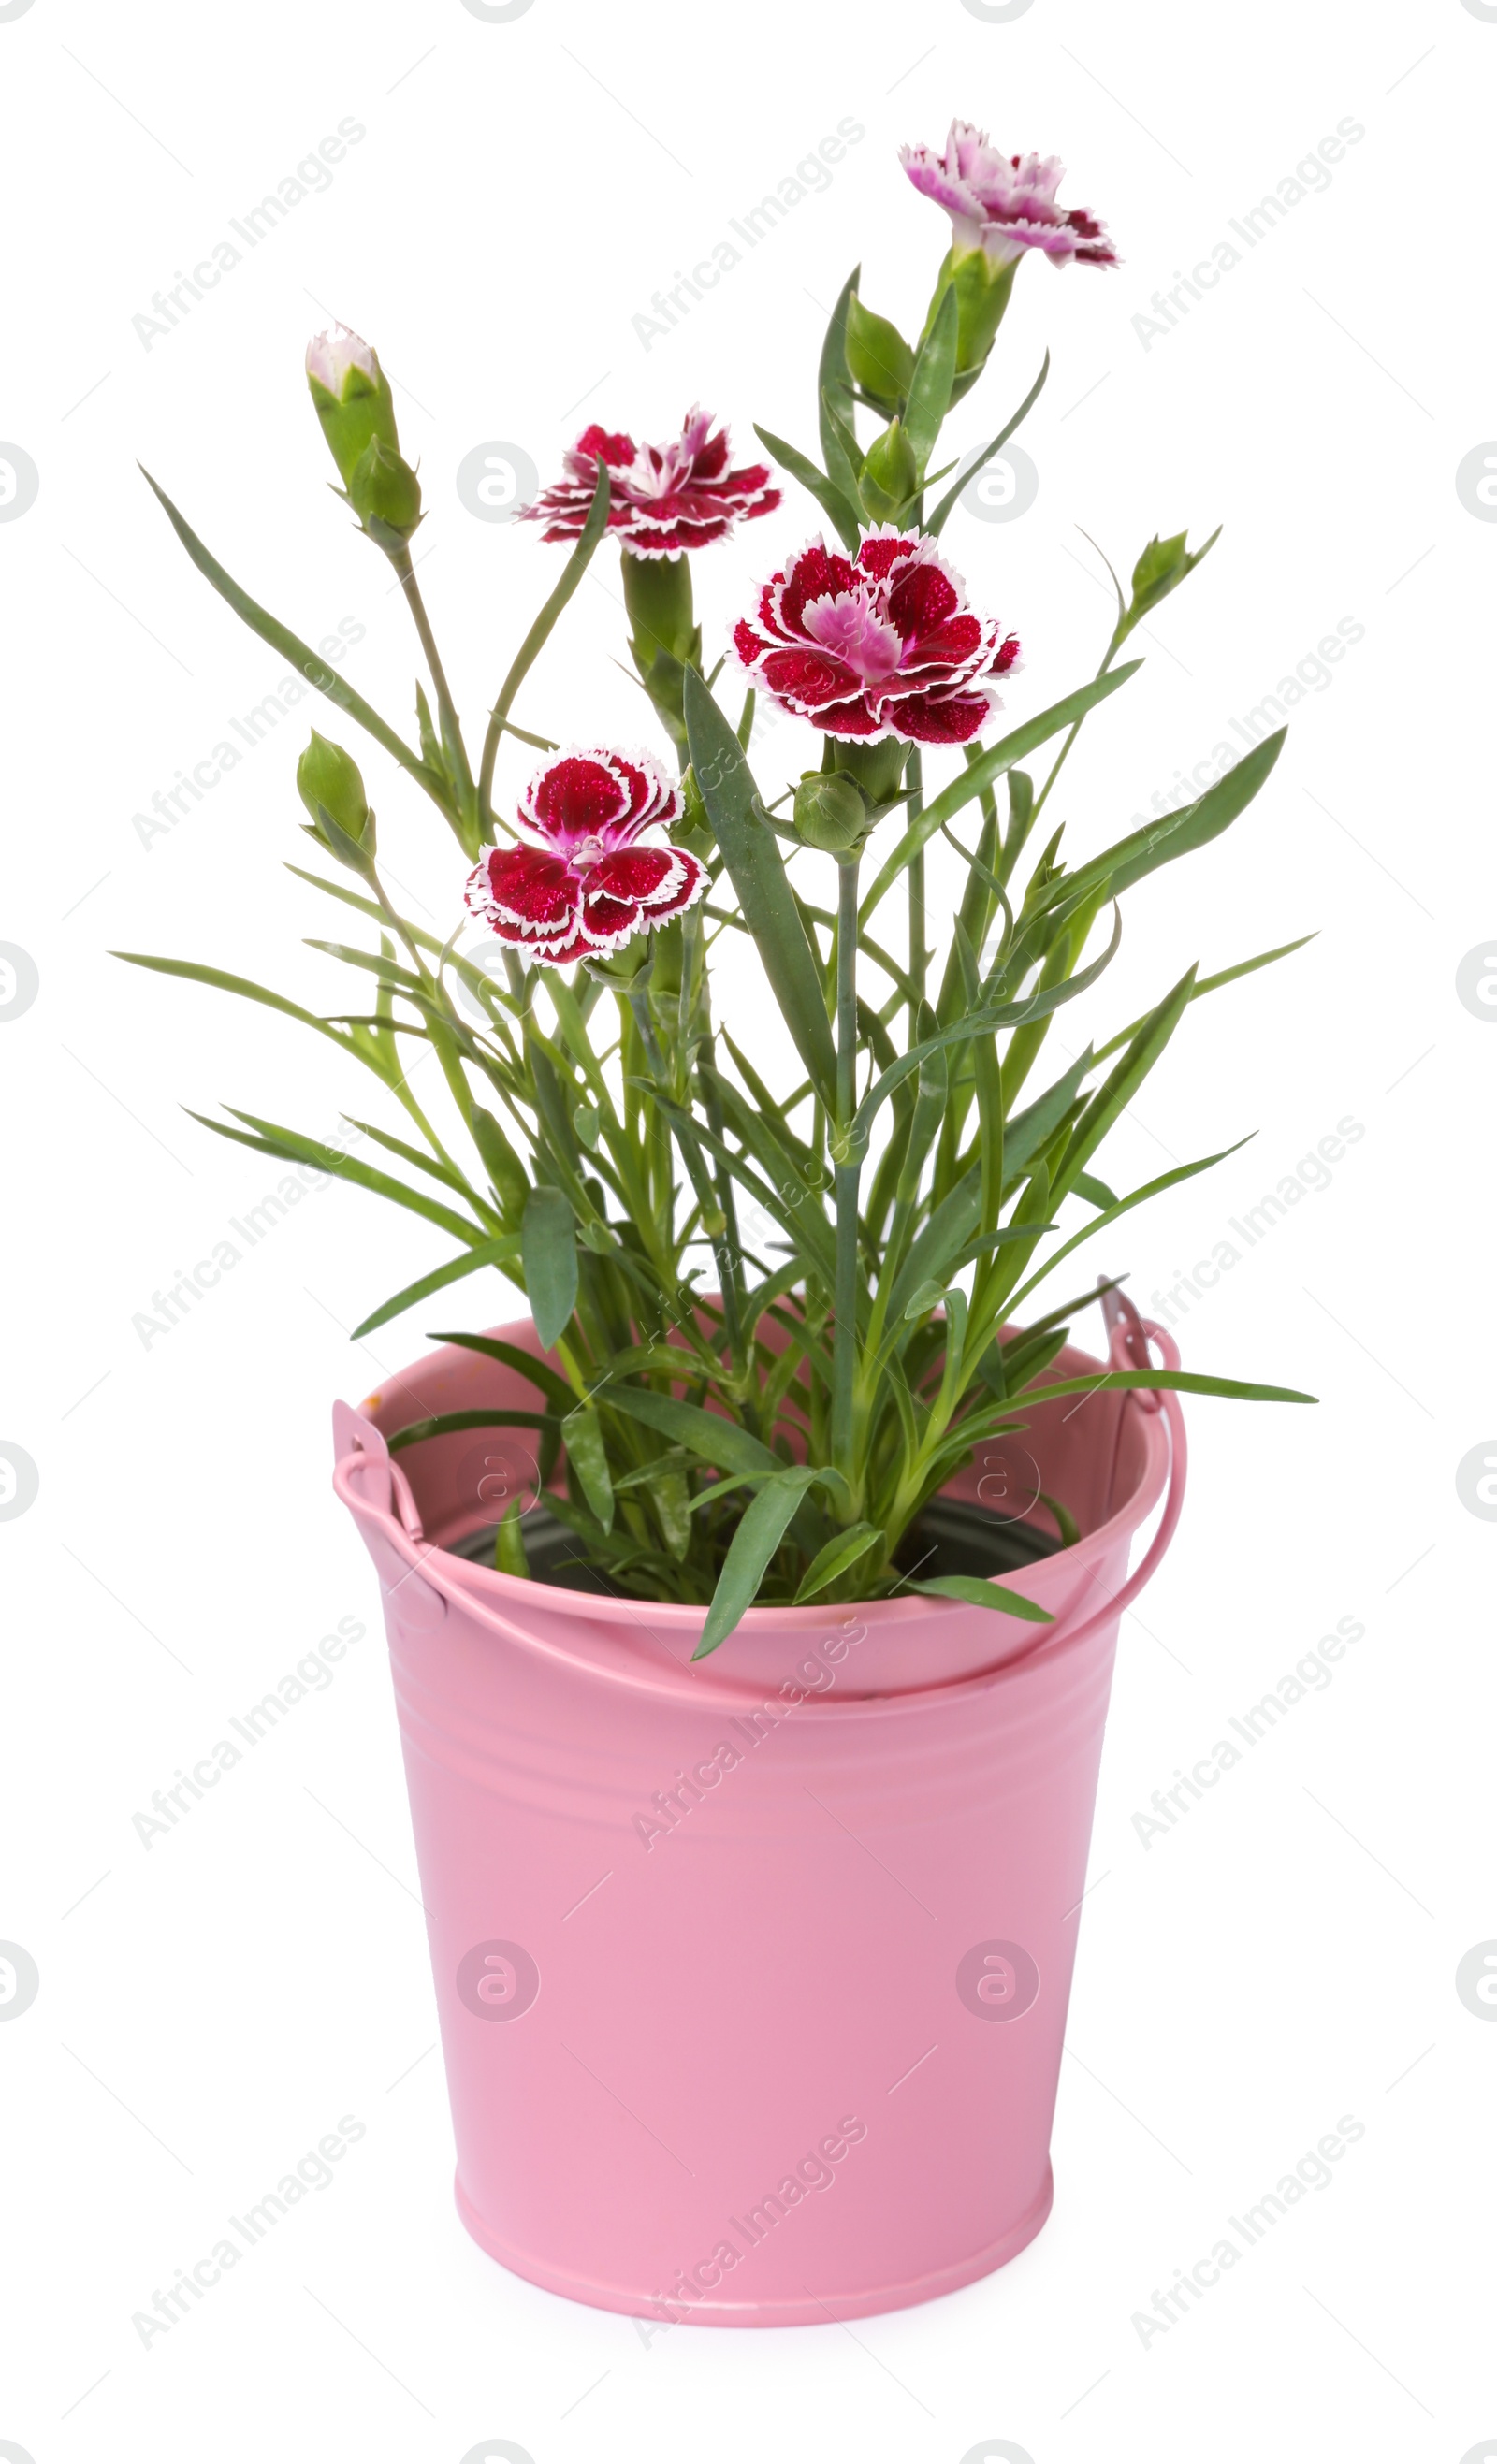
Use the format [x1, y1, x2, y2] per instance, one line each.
[1042, 1315, 1187, 1662]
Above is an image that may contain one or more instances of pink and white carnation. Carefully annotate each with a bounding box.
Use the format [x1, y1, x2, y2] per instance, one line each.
[733, 529, 1020, 746]
[464, 747, 706, 967]
[524, 408, 779, 558]
[899, 122, 1117, 269]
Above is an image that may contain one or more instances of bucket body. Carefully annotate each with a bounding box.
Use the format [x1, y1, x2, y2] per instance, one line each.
[334, 1318, 1183, 2325]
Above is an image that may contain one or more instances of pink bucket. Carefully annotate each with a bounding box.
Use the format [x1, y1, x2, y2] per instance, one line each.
[333, 1313, 1185, 2325]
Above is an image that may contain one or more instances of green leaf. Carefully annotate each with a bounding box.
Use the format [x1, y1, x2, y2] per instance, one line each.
[138, 470, 448, 809]
[196, 1109, 487, 1246]
[926, 351, 1050, 537]
[753, 426, 862, 553]
[1072, 1171, 1118, 1210]
[793, 1522, 885, 1603]
[495, 1502, 530, 1578]
[909, 1573, 1053, 1622]
[1016, 1369, 1316, 1406]
[562, 1403, 614, 1532]
[860, 664, 1143, 924]
[683, 669, 838, 1110]
[353, 1235, 521, 1338]
[1042, 732, 1287, 925]
[604, 1384, 778, 1481]
[522, 1186, 578, 1350]
[695, 1467, 821, 1657]
[113, 952, 351, 1052]
[387, 1408, 556, 1454]
[1092, 932, 1315, 1063]
[426, 1332, 576, 1412]
[904, 283, 959, 475]
[819, 264, 863, 503]
[1037, 1491, 1081, 1548]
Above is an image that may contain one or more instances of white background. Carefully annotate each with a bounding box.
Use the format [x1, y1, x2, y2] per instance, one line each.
[2, 0, 1494, 2457]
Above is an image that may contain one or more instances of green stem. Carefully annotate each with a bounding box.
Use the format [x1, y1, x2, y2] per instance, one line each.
[830, 852, 861, 1492]
[390, 544, 478, 843]
[1031, 630, 1123, 827]
[905, 747, 925, 1022]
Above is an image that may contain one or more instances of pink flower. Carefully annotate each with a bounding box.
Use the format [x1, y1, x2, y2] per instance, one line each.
[464, 747, 706, 966]
[899, 122, 1118, 269]
[524, 408, 779, 559]
[733, 529, 1020, 746]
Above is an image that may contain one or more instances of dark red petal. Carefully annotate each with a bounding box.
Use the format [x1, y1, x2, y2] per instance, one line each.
[856, 533, 919, 582]
[734, 617, 769, 666]
[642, 848, 706, 920]
[588, 845, 676, 903]
[484, 846, 580, 927]
[779, 542, 858, 637]
[887, 559, 960, 640]
[815, 697, 883, 738]
[993, 631, 1022, 673]
[527, 756, 629, 844]
[901, 612, 982, 669]
[575, 425, 636, 466]
[881, 690, 990, 745]
[744, 487, 780, 520]
[692, 430, 730, 480]
[759, 645, 859, 709]
[579, 892, 644, 939]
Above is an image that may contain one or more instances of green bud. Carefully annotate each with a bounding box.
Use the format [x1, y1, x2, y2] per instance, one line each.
[621, 544, 696, 665]
[1122, 526, 1221, 631]
[792, 771, 869, 854]
[305, 327, 400, 488]
[923, 249, 1019, 378]
[859, 418, 919, 523]
[297, 731, 371, 851]
[833, 736, 908, 814]
[845, 296, 916, 413]
[348, 435, 423, 543]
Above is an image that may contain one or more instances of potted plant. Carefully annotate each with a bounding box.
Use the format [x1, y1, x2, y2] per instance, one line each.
[122, 118, 1312, 2325]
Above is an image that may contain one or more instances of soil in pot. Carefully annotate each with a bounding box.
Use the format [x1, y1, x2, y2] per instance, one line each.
[445, 1491, 1064, 1595]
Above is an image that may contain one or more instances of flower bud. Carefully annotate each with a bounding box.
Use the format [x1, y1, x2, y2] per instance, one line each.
[791, 770, 869, 854]
[859, 418, 920, 522]
[925, 250, 1018, 380]
[297, 731, 371, 855]
[845, 297, 915, 413]
[348, 435, 423, 543]
[305, 326, 400, 488]
[833, 736, 908, 813]
[1121, 526, 1220, 632]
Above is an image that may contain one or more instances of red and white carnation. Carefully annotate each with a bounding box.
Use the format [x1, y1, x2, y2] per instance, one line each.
[733, 528, 1020, 746]
[524, 407, 779, 558]
[900, 122, 1117, 270]
[464, 747, 706, 967]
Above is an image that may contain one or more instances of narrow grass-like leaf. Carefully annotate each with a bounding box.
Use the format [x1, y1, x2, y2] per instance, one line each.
[562, 1403, 614, 1532]
[138, 470, 447, 805]
[904, 283, 958, 473]
[860, 666, 1142, 925]
[684, 668, 838, 1109]
[195, 1109, 487, 1246]
[605, 1385, 778, 1480]
[353, 1236, 521, 1337]
[926, 352, 1051, 536]
[522, 1186, 578, 1349]
[818, 265, 863, 504]
[793, 1522, 885, 1603]
[908, 1573, 1053, 1621]
[695, 1467, 821, 1656]
[477, 461, 611, 819]
[753, 427, 862, 552]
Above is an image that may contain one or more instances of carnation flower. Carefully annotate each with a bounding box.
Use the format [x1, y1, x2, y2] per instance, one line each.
[733, 529, 1020, 746]
[899, 122, 1117, 269]
[464, 747, 706, 966]
[524, 408, 779, 558]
